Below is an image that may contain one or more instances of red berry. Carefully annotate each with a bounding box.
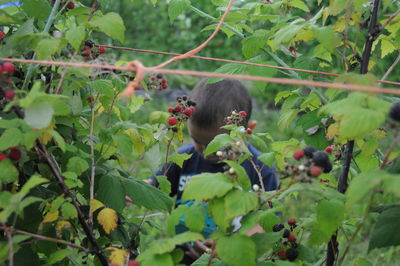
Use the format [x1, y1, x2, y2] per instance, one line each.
[248, 120, 257, 130]
[293, 150, 305, 160]
[189, 106, 196, 113]
[67, 1, 75, 9]
[239, 111, 247, 117]
[335, 153, 341, 158]
[98, 46, 106, 54]
[246, 128, 252, 134]
[4, 90, 15, 100]
[161, 78, 167, 84]
[0, 31, 5, 39]
[128, 260, 140, 266]
[9, 148, 21, 161]
[168, 117, 178, 126]
[150, 76, 156, 81]
[0, 153, 6, 161]
[2, 62, 15, 75]
[320, 179, 329, 183]
[278, 249, 287, 259]
[288, 234, 296, 243]
[289, 46, 296, 52]
[162, 83, 168, 89]
[82, 47, 91, 57]
[174, 105, 182, 112]
[167, 107, 173, 113]
[288, 218, 296, 225]
[310, 166, 322, 177]
[226, 121, 233, 125]
[325, 146, 333, 153]
[87, 96, 94, 103]
[183, 108, 193, 116]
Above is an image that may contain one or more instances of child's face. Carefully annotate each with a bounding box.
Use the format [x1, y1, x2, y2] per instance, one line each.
[188, 121, 225, 163]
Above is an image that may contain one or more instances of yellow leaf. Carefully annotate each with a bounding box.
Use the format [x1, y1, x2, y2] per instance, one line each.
[90, 199, 105, 213]
[106, 247, 128, 266]
[56, 221, 71, 237]
[327, 123, 339, 140]
[97, 208, 117, 234]
[42, 210, 59, 224]
[39, 124, 56, 144]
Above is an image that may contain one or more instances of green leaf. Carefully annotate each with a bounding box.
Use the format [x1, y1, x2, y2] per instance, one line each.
[369, 206, 400, 251]
[148, 232, 204, 254]
[66, 157, 89, 176]
[216, 235, 256, 266]
[208, 63, 245, 83]
[316, 199, 344, 236]
[97, 175, 125, 213]
[123, 178, 173, 211]
[22, 0, 51, 19]
[182, 173, 234, 201]
[24, 101, 54, 129]
[381, 39, 396, 58]
[0, 159, 19, 183]
[61, 202, 77, 219]
[251, 232, 281, 257]
[313, 26, 340, 52]
[65, 25, 86, 51]
[168, 0, 191, 23]
[90, 12, 126, 43]
[290, 0, 310, 12]
[204, 134, 233, 157]
[224, 190, 258, 220]
[208, 197, 230, 231]
[242, 31, 268, 59]
[185, 202, 206, 233]
[46, 249, 73, 265]
[224, 160, 251, 190]
[258, 152, 276, 168]
[346, 169, 390, 209]
[0, 127, 22, 150]
[19, 175, 48, 195]
[49, 130, 66, 152]
[88, 79, 114, 98]
[35, 38, 62, 59]
[168, 153, 192, 168]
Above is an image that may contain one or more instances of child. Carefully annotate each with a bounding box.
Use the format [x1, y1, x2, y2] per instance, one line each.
[148, 79, 278, 263]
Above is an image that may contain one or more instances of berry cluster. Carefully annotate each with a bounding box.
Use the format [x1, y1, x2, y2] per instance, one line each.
[281, 146, 333, 183]
[216, 141, 244, 162]
[81, 40, 106, 61]
[0, 61, 16, 101]
[147, 73, 168, 90]
[273, 218, 299, 262]
[167, 96, 196, 129]
[0, 147, 21, 162]
[225, 110, 252, 134]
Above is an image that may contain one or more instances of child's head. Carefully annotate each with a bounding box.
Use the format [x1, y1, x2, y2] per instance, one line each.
[188, 79, 252, 157]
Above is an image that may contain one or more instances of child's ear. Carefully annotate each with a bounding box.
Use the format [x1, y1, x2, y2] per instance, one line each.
[247, 120, 257, 130]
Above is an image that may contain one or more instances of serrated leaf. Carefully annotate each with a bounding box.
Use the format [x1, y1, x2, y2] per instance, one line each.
[185, 202, 206, 233]
[182, 173, 234, 201]
[224, 190, 258, 220]
[168, 0, 191, 23]
[0, 127, 22, 150]
[106, 247, 128, 265]
[290, 0, 310, 12]
[242, 31, 268, 59]
[22, 0, 51, 19]
[204, 134, 233, 157]
[313, 26, 340, 52]
[381, 39, 396, 58]
[216, 235, 256, 266]
[168, 153, 192, 168]
[42, 210, 59, 224]
[35, 38, 62, 60]
[88, 79, 114, 97]
[90, 12, 126, 43]
[90, 199, 105, 213]
[61, 202, 77, 219]
[97, 207, 118, 234]
[224, 160, 251, 190]
[65, 25, 86, 51]
[47, 249, 73, 264]
[97, 175, 125, 213]
[67, 157, 89, 176]
[369, 206, 400, 251]
[0, 159, 19, 183]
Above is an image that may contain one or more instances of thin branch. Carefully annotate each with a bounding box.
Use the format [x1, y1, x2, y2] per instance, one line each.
[248, 158, 265, 192]
[3, 225, 14, 266]
[380, 9, 400, 30]
[381, 52, 400, 81]
[380, 128, 400, 168]
[0, 226, 90, 253]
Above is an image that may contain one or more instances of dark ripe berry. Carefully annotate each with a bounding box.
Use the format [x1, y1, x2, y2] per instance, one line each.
[283, 229, 290, 238]
[288, 218, 296, 225]
[0, 153, 6, 161]
[84, 40, 94, 48]
[176, 96, 182, 102]
[67, 1, 75, 9]
[171, 127, 178, 132]
[9, 148, 21, 161]
[87, 96, 94, 103]
[182, 96, 187, 101]
[325, 146, 333, 153]
[183, 108, 193, 116]
[168, 117, 178, 126]
[312, 151, 332, 173]
[310, 166, 322, 177]
[288, 234, 296, 242]
[278, 249, 286, 259]
[239, 111, 247, 117]
[156, 73, 163, 79]
[286, 248, 299, 262]
[98, 46, 106, 54]
[272, 224, 285, 232]
[246, 128, 253, 134]
[4, 90, 15, 100]
[389, 102, 400, 122]
[2, 62, 15, 75]
[0, 31, 5, 39]
[187, 100, 196, 107]
[167, 107, 173, 113]
[174, 105, 182, 112]
[303, 146, 317, 158]
[293, 150, 305, 160]
[128, 260, 140, 266]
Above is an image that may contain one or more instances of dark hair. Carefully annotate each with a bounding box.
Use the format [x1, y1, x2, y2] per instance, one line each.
[189, 79, 252, 128]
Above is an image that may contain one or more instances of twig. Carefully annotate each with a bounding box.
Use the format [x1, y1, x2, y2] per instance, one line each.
[380, 129, 400, 168]
[381, 52, 400, 81]
[3, 224, 14, 266]
[248, 158, 265, 192]
[0, 225, 90, 253]
[154, 0, 234, 69]
[88, 93, 100, 226]
[380, 9, 400, 30]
